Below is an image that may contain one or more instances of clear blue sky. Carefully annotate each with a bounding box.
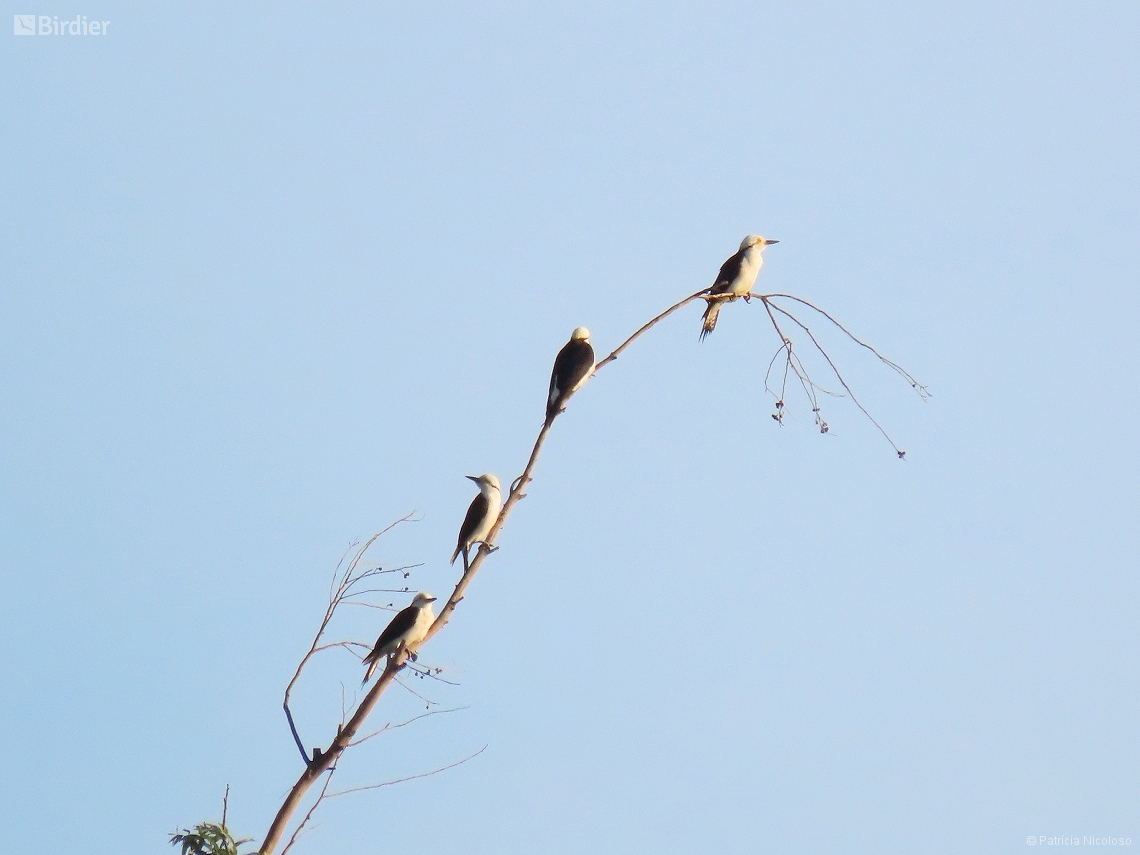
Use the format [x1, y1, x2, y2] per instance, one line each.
[2, 3, 1138, 853]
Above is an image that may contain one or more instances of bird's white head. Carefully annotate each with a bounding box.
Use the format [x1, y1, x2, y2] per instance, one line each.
[570, 326, 591, 341]
[740, 234, 779, 251]
[411, 591, 437, 608]
[466, 473, 501, 494]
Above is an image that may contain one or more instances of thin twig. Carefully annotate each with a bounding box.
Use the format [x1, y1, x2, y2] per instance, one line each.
[394, 675, 439, 707]
[311, 641, 372, 655]
[341, 587, 414, 600]
[758, 293, 930, 399]
[348, 706, 470, 748]
[763, 340, 790, 398]
[405, 662, 460, 685]
[761, 301, 819, 426]
[326, 746, 487, 799]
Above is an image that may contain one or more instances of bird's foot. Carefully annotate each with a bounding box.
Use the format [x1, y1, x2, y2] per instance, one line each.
[743, 293, 752, 304]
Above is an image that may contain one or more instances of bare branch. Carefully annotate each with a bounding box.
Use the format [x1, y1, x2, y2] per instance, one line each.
[326, 746, 487, 799]
[279, 767, 335, 855]
[594, 288, 710, 371]
[257, 281, 924, 854]
[283, 513, 419, 766]
[261, 359, 576, 852]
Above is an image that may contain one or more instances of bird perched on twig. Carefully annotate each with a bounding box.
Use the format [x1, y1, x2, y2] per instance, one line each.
[546, 327, 595, 424]
[361, 591, 437, 683]
[450, 474, 502, 569]
[700, 235, 778, 340]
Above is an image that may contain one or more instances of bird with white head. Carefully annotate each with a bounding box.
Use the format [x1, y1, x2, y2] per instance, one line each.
[699, 235, 779, 340]
[361, 591, 438, 683]
[450, 473, 502, 569]
[546, 327, 596, 423]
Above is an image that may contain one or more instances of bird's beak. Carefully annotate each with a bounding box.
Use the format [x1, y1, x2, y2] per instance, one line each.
[426, 596, 438, 602]
[465, 475, 479, 483]
[765, 239, 780, 245]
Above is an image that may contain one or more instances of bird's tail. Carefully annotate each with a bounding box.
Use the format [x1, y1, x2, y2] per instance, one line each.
[700, 300, 722, 341]
[449, 544, 461, 565]
[544, 394, 560, 425]
[362, 653, 380, 685]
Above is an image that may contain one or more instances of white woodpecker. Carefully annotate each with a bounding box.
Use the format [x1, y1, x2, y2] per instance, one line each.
[546, 327, 595, 423]
[700, 235, 779, 340]
[450, 473, 502, 568]
[361, 591, 437, 683]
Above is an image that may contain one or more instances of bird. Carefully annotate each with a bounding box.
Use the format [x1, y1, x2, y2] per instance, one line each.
[450, 473, 502, 568]
[362, 591, 437, 683]
[699, 235, 779, 340]
[546, 327, 596, 423]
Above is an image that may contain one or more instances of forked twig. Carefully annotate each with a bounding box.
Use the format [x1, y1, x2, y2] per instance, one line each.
[755, 293, 926, 455]
[283, 513, 419, 766]
[348, 706, 470, 749]
[405, 661, 460, 685]
[393, 674, 439, 708]
[759, 293, 929, 399]
[326, 746, 487, 799]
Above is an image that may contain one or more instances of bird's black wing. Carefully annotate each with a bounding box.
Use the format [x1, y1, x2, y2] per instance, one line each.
[710, 247, 746, 294]
[547, 341, 572, 401]
[563, 340, 595, 388]
[548, 340, 595, 416]
[457, 491, 490, 549]
[368, 604, 420, 657]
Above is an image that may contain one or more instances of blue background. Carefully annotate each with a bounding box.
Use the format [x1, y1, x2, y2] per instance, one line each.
[2, 2, 1137, 852]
